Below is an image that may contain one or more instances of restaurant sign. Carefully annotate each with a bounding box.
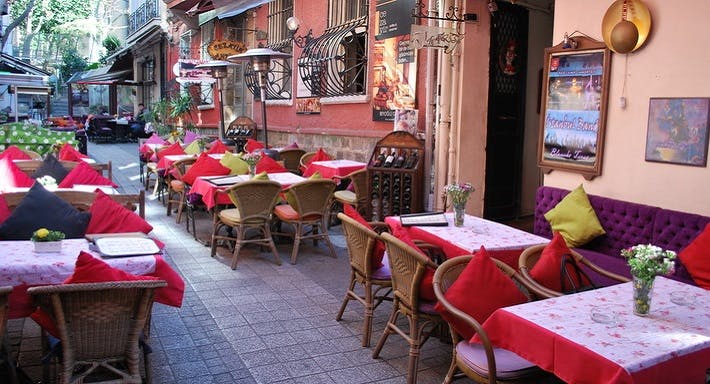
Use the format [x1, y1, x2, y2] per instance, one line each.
[207, 40, 247, 60]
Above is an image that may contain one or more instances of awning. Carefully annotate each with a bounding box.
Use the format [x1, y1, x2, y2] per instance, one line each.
[7, 85, 53, 95]
[213, 0, 272, 19]
[66, 68, 133, 85]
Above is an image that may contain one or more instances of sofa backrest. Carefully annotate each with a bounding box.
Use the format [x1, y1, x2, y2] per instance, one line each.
[534, 186, 658, 257]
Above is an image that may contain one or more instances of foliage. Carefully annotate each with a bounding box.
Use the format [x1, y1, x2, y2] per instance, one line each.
[169, 94, 195, 120]
[59, 47, 88, 80]
[621, 244, 676, 282]
[31, 228, 66, 242]
[99, 34, 121, 63]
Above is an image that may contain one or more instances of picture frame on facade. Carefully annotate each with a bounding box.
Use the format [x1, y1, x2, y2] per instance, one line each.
[537, 36, 611, 180]
[644, 97, 710, 167]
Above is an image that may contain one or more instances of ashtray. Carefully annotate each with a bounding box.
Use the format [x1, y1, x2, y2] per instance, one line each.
[670, 291, 697, 306]
[590, 305, 619, 325]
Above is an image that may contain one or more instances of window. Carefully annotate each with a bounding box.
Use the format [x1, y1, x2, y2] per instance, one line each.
[201, 20, 215, 60]
[328, 0, 367, 28]
[179, 32, 192, 59]
[141, 59, 154, 107]
[268, 0, 293, 45]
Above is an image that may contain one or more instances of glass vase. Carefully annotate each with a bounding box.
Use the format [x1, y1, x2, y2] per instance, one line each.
[248, 164, 256, 177]
[453, 202, 466, 227]
[632, 275, 655, 316]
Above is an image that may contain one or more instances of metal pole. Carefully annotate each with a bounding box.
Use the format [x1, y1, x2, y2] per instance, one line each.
[259, 72, 269, 147]
[217, 78, 225, 141]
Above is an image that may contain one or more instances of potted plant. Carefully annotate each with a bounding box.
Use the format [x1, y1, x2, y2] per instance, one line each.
[31, 228, 66, 253]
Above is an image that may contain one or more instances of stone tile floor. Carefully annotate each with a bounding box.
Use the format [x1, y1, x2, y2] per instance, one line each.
[7, 142, 464, 383]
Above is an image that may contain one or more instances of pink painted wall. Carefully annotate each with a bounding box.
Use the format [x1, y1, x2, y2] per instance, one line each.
[548, 0, 710, 216]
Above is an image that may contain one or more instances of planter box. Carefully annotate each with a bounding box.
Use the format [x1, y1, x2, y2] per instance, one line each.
[33, 241, 62, 253]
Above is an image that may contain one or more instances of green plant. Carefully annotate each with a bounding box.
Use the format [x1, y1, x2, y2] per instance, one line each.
[169, 93, 194, 121]
[621, 244, 676, 282]
[31, 228, 65, 242]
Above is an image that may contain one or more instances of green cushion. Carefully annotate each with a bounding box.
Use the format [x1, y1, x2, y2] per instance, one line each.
[252, 171, 269, 180]
[544, 185, 606, 248]
[220, 152, 249, 175]
[183, 140, 201, 155]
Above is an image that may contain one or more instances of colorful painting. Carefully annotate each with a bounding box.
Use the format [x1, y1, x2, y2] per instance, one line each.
[645, 98, 710, 166]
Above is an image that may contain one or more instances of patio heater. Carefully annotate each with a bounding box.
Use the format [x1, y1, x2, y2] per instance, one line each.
[228, 47, 292, 158]
[195, 60, 234, 142]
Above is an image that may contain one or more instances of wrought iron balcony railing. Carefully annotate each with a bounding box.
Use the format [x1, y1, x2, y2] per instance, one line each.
[128, 0, 160, 36]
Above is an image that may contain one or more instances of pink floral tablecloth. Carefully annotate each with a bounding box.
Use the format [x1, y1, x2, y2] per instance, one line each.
[0, 239, 184, 318]
[385, 213, 548, 266]
[479, 277, 710, 384]
[303, 159, 366, 179]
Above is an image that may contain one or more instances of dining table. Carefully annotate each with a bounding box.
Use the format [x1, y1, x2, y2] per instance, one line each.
[189, 172, 307, 210]
[478, 276, 710, 384]
[385, 212, 549, 267]
[0, 238, 185, 319]
[303, 159, 367, 179]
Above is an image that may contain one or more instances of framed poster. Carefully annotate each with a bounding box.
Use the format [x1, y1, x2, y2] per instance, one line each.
[645, 97, 710, 166]
[537, 36, 611, 180]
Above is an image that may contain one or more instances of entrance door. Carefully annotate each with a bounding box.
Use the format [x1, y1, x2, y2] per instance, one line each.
[484, 2, 528, 220]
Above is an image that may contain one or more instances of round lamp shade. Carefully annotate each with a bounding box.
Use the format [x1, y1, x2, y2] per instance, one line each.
[601, 0, 651, 53]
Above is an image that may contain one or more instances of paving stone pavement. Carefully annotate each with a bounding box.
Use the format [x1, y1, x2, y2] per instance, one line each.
[8, 141, 466, 384]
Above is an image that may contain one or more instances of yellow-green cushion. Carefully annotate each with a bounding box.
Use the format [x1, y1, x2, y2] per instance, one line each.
[252, 171, 269, 180]
[544, 185, 606, 248]
[220, 152, 249, 175]
[183, 141, 201, 155]
[309, 171, 321, 179]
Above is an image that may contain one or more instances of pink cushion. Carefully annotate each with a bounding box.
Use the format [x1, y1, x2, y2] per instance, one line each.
[0, 157, 35, 190]
[182, 152, 230, 186]
[207, 140, 228, 154]
[0, 145, 31, 161]
[183, 130, 199, 145]
[343, 204, 385, 271]
[255, 155, 288, 174]
[86, 189, 153, 234]
[31, 251, 158, 337]
[529, 231, 591, 293]
[145, 133, 168, 145]
[679, 223, 710, 289]
[245, 139, 265, 153]
[57, 161, 117, 188]
[434, 247, 528, 340]
[58, 143, 87, 161]
[284, 142, 299, 149]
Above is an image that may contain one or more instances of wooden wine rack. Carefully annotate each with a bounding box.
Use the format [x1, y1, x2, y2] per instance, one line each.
[366, 131, 425, 221]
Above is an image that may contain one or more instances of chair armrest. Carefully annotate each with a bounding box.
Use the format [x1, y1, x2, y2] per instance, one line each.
[414, 241, 446, 266]
[368, 221, 390, 234]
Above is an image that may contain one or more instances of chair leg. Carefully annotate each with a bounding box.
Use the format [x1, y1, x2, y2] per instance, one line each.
[230, 227, 245, 270]
[335, 272, 356, 322]
[372, 301, 400, 359]
[443, 343, 458, 384]
[319, 221, 338, 258]
[1, 336, 19, 384]
[406, 316, 421, 384]
[175, 191, 186, 224]
[362, 281, 374, 348]
[263, 223, 282, 266]
[290, 222, 302, 265]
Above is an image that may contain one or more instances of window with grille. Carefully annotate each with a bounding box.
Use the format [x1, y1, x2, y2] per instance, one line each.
[179, 32, 192, 59]
[141, 59, 154, 107]
[328, 0, 367, 28]
[201, 21, 215, 60]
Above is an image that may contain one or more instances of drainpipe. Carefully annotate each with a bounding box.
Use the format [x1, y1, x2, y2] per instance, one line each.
[447, 0, 462, 189]
[433, 0, 454, 211]
[423, 0, 437, 211]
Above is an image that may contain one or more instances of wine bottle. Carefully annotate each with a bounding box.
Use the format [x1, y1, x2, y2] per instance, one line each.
[383, 149, 396, 167]
[393, 150, 406, 168]
[404, 149, 418, 168]
[373, 148, 386, 167]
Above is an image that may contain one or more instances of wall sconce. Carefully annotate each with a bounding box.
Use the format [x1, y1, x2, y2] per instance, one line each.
[601, 0, 652, 53]
[286, 16, 314, 48]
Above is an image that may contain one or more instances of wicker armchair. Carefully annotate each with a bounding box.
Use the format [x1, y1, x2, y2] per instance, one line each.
[210, 180, 283, 269]
[278, 148, 306, 174]
[27, 280, 167, 384]
[273, 179, 338, 264]
[165, 156, 197, 224]
[518, 244, 630, 299]
[0, 286, 19, 384]
[333, 168, 369, 216]
[298, 151, 316, 170]
[434, 256, 550, 384]
[335, 213, 392, 347]
[372, 232, 447, 384]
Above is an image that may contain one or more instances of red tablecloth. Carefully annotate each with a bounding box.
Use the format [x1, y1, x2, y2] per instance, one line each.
[385, 213, 548, 268]
[190, 172, 307, 210]
[478, 277, 710, 384]
[1, 239, 185, 319]
[303, 160, 367, 179]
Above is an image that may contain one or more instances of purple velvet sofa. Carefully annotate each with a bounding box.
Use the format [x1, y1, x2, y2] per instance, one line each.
[534, 186, 709, 287]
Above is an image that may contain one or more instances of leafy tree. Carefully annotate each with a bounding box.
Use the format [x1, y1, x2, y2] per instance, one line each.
[59, 48, 87, 80]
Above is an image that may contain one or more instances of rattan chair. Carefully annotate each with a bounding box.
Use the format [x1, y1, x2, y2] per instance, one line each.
[27, 280, 167, 384]
[165, 156, 197, 224]
[335, 213, 392, 347]
[0, 286, 19, 384]
[279, 148, 306, 174]
[518, 244, 631, 299]
[143, 145, 169, 196]
[434, 256, 550, 384]
[298, 151, 317, 170]
[210, 180, 283, 269]
[372, 232, 447, 384]
[21, 149, 42, 159]
[273, 179, 338, 264]
[333, 168, 369, 216]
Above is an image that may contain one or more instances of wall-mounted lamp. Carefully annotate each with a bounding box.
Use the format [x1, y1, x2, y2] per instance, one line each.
[601, 0, 652, 54]
[286, 16, 314, 48]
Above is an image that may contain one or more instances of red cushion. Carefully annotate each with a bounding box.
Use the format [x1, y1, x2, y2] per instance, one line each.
[255, 155, 288, 174]
[245, 139, 265, 153]
[0, 195, 10, 223]
[434, 247, 528, 340]
[182, 152, 230, 185]
[31, 251, 158, 337]
[86, 189, 153, 234]
[0, 145, 31, 161]
[156, 141, 185, 160]
[309, 148, 332, 165]
[57, 161, 117, 188]
[529, 231, 591, 293]
[389, 223, 437, 301]
[679, 223, 710, 290]
[0, 157, 35, 190]
[343, 204, 385, 271]
[207, 140, 228, 154]
[58, 143, 87, 161]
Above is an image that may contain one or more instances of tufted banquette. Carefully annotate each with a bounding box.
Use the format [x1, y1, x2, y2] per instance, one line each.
[534, 186, 710, 286]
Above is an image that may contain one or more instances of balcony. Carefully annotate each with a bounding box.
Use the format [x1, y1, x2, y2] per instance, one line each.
[128, 0, 160, 36]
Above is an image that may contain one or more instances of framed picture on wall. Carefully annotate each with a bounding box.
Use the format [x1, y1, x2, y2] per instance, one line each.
[537, 36, 611, 180]
[645, 97, 710, 166]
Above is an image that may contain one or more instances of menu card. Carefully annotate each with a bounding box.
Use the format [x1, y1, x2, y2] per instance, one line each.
[90, 235, 160, 258]
[400, 212, 449, 227]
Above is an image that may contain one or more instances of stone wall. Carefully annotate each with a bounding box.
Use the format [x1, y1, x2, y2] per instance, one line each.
[270, 131, 379, 163]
